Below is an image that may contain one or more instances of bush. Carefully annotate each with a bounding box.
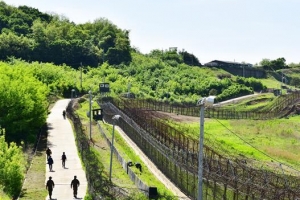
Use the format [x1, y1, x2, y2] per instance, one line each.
[0, 135, 25, 198]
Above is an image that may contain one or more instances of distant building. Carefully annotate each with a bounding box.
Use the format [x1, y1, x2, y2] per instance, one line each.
[204, 60, 253, 68]
[204, 60, 265, 78]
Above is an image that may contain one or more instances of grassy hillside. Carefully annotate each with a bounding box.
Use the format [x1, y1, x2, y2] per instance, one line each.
[170, 115, 300, 171]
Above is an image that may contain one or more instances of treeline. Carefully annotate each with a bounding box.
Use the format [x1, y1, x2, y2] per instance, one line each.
[0, 1, 131, 67]
[0, 2, 204, 69]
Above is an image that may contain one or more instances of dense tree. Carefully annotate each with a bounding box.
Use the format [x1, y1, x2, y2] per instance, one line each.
[0, 62, 49, 142]
[260, 58, 287, 71]
[179, 50, 201, 66]
[0, 4, 131, 67]
[0, 32, 34, 60]
[148, 48, 201, 67]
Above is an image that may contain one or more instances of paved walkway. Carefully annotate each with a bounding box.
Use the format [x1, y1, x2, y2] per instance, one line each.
[46, 99, 87, 200]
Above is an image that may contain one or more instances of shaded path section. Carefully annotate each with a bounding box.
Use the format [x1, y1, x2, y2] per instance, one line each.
[45, 99, 87, 200]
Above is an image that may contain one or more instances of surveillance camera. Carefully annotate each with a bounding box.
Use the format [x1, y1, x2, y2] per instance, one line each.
[112, 115, 121, 120]
[205, 96, 216, 106]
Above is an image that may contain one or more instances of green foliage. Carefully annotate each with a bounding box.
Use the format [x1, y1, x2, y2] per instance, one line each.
[179, 50, 201, 66]
[236, 76, 266, 92]
[0, 3, 131, 67]
[217, 84, 253, 102]
[0, 32, 34, 60]
[288, 62, 300, 68]
[290, 76, 300, 87]
[0, 61, 49, 142]
[0, 135, 26, 198]
[260, 57, 287, 71]
[82, 52, 264, 103]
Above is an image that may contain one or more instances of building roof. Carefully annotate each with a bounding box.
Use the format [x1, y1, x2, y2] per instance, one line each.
[205, 60, 252, 67]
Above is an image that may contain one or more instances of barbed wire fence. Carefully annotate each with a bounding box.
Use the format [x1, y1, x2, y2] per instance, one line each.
[66, 100, 132, 200]
[99, 96, 300, 200]
[117, 91, 300, 120]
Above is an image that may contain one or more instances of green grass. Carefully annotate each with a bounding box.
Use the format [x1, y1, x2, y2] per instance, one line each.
[175, 116, 300, 172]
[0, 189, 10, 200]
[101, 122, 176, 196]
[220, 93, 275, 111]
[259, 77, 282, 89]
[18, 130, 48, 200]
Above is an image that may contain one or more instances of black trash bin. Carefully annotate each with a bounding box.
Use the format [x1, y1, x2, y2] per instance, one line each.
[148, 187, 158, 199]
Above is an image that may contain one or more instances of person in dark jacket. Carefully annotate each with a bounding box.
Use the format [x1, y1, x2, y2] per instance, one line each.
[46, 176, 55, 200]
[70, 175, 80, 198]
[46, 147, 52, 159]
[61, 152, 67, 168]
[47, 156, 54, 171]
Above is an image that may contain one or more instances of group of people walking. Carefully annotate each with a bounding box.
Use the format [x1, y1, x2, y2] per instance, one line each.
[46, 175, 80, 199]
[46, 147, 67, 171]
[46, 147, 80, 199]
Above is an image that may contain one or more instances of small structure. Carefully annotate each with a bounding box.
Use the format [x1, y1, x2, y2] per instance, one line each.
[92, 109, 103, 120]
[204, 60, 266, 78]
[204, 60, 252, 68]
[99, 83, 110, 93]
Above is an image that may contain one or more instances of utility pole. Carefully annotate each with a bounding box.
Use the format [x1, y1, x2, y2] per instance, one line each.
[80, 62, 83, 91]
[89, 90, 92, 140]
[197, 101, 205, 200]
[109, 115, 121, 181]
[197, 96, 215, 200]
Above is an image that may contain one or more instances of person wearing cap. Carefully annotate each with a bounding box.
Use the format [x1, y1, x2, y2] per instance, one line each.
[46, 176, 55, 200]
[70, 175, 80, 198]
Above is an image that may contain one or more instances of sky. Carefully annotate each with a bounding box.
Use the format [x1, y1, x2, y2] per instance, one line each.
[4, 0, 300, 65]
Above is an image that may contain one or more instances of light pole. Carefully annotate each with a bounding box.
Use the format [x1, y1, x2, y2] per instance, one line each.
[109, 114, 121, 181]
[89, 90, 92, 140]
[197, 96, 215, 200]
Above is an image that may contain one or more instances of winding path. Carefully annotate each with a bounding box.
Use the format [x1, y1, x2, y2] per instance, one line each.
[45, 99, 87, 200]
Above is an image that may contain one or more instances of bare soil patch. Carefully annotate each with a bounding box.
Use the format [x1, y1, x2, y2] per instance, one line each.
[149, 111, 199, 123]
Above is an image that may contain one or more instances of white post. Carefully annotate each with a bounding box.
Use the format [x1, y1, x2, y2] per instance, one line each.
[197, 102, 205, 200]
